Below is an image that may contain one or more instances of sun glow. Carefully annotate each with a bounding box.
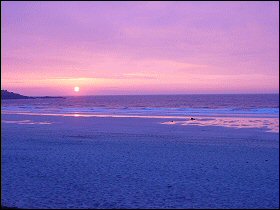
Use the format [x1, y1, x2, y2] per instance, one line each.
[74, 86, 80, 92]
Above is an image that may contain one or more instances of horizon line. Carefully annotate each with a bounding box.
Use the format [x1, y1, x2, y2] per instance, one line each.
[2, 89, 279, 97]
[40, 93, 280, 97]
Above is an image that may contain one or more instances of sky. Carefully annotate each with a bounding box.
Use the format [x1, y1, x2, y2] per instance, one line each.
[1, 1, 279, 96]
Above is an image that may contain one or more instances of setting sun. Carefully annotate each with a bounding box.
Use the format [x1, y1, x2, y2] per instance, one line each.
[74, 86, 80, 92]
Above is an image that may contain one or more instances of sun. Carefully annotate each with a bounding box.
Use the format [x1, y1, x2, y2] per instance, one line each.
[74, 86, 80, 92]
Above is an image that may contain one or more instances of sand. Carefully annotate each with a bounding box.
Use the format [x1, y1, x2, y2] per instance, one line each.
[1, 113, 279, 208]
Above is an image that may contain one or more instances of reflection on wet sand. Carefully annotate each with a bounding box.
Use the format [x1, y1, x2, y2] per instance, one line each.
[2, 120, 52, 125]
[1, 111, 278, 133]
[161, 117, 279, 133]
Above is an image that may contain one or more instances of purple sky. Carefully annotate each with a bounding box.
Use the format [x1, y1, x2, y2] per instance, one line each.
[1, 1, 279, 96]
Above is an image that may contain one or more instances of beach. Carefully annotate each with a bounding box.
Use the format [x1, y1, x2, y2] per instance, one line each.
[2, 1, 279, 208]
[1, 113, 279, 209]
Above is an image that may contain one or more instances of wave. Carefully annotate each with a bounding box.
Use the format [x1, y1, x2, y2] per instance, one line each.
[1, 106, 279, 118]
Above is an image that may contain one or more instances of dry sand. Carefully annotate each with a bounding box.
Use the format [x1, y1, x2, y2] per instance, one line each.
[1, 114, 279, 208]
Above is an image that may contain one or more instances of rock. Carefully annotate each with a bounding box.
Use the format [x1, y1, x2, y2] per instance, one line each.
[1, 90, 65, 99]
[1, 89, 33, 99]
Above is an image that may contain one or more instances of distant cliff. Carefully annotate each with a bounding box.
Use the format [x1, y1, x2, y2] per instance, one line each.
[1, 90, 65, 99]
[1, 90, 33, 99]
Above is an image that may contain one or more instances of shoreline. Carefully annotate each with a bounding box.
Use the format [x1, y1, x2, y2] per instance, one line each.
[2, 111, 279, 133]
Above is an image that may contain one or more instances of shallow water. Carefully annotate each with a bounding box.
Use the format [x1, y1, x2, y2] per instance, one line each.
[2, 94, 279, 133]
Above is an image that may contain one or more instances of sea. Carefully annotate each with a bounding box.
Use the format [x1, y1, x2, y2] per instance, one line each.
[1, 94, 279, 132]
[1, 94, 279, 117]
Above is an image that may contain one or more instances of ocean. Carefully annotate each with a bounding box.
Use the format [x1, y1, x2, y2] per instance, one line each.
[1, 94, 279, 118]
